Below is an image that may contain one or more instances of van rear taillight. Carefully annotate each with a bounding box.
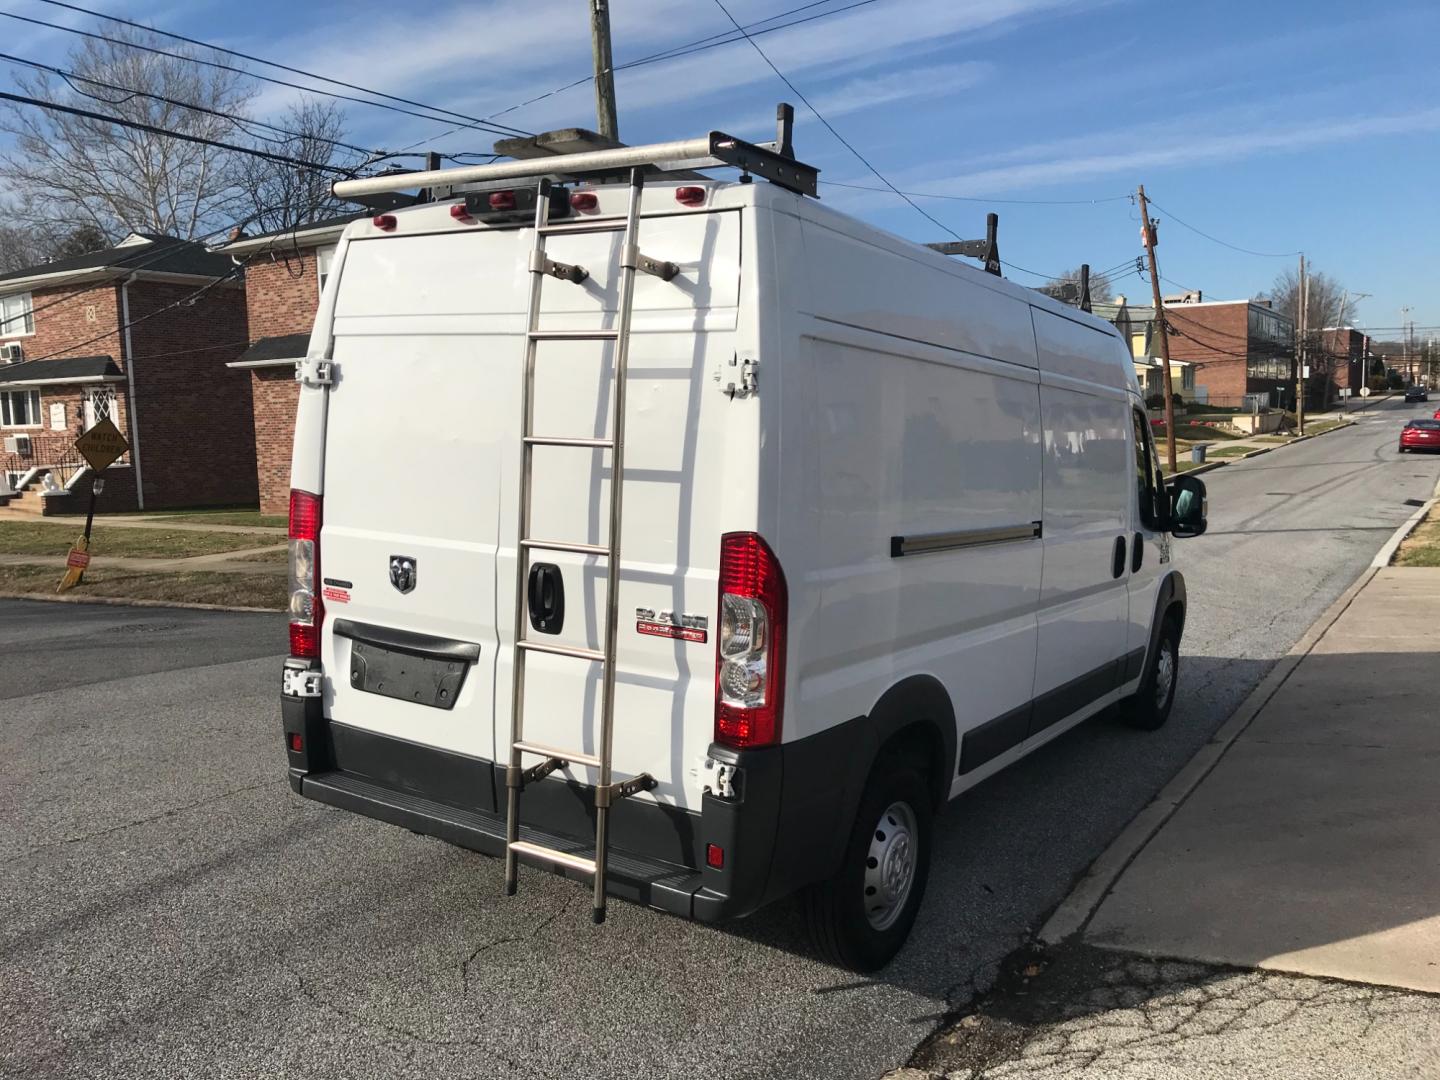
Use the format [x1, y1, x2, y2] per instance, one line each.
[714, 533, 787, 749]
[288, 489, 323, 658]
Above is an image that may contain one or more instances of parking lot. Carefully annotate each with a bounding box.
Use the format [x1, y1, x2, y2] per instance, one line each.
[4, 402, 1437, 1080]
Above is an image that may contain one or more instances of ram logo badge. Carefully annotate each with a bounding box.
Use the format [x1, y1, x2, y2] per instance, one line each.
[389, 555, 417, 595]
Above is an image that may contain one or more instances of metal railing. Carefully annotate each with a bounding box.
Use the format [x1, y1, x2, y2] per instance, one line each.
[2, 431, 128, 491]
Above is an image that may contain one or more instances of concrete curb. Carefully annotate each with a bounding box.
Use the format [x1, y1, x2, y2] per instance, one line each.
[1037, 561, 1380, 947]
[1372, 478, 1440, 568]
[0, 591, 281, 614]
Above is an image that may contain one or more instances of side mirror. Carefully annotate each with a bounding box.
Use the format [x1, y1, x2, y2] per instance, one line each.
[1169, 474, 1208, 538]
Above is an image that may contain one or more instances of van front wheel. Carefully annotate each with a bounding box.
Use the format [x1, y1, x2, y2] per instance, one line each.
[1119, 614, 1181, 731]
[804, 760, 932, 972]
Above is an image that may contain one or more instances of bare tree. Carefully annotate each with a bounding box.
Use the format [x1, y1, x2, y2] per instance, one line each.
[235, 99, 358, 235]
[1268, 266, 1351, 329]
[1040, 266, 1114, 304]
[0, 26, 255, 242]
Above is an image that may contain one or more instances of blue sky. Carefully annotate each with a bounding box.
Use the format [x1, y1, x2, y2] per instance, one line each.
[5, 0, 1435, 338]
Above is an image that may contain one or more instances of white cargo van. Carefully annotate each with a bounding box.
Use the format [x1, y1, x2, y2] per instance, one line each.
[280, 128, 1208, 971]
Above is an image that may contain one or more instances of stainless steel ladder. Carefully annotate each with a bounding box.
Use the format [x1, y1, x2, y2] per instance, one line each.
[503, 170, 677, 923]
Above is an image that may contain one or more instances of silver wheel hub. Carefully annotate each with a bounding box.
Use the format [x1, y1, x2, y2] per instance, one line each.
[1154, 641, 1176, 709]
[863, 801, 918, 931]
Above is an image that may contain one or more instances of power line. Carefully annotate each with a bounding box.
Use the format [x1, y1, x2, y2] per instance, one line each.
[0, 9, 530, 143]
[0, 88, 350, 173]
[824, 179, 1133, 206]
[475, 0, 883, 129]
[1142, 195, 1300, 258]
[33, 0, 532, 139]
[706, 0, 970, 249]
[0, 50, 407, 163]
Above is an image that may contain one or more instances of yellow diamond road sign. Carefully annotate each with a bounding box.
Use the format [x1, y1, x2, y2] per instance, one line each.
[74, 418, 129, 472]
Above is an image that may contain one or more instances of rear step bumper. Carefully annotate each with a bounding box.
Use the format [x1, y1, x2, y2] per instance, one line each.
[301, 769, 709, 919]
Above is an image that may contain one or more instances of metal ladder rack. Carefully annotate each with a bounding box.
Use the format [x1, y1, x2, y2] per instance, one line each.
[503, 170, 678, 923]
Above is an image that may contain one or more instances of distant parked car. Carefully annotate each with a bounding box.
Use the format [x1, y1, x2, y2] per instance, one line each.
[1399, 419, 1440, 451]
[1431, 406, 1440, 421]
[1404, 385, 1429, 402]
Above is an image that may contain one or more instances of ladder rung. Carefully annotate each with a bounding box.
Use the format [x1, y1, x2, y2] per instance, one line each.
[528, 329, 619, 341]
[522, 538, 610, 557]
[513, 740, 603, 768]
[516, 639, 606, 662]
[524, 436, 614, 449]
[508, 840, 597, 875]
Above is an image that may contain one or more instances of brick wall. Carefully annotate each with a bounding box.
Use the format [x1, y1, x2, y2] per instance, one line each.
[245, 251, 322, 337]
[253, 367, 300, 515]
[17, 282, 124, 365]
[241, 249, 325, 514]
[1165, 303, 1251, 404]
[125, 280, 256, 508]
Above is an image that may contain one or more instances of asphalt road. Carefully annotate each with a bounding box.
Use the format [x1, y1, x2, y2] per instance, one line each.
[4, 397, 1437, 1080]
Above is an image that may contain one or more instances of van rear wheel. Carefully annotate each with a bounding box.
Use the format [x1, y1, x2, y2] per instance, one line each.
[1120, 614, 1180, 731]
[804, 759, 932, 972]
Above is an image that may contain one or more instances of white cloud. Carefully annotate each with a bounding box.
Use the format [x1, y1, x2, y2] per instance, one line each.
[899, 106, 1440, 196]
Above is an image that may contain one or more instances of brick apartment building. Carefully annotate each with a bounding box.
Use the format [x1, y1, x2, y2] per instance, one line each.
[221, 214, 360, 515]
[1161, 298, 1306, 408]
[1321, 326, 1370, 399]
[0, 233, 256, 515]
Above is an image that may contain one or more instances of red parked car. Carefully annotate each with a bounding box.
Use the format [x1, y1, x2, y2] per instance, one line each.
[1399, 419, 1440, 452]
[1431, 406, 1440, 420]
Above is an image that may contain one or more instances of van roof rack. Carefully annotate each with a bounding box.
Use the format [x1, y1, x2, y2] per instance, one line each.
[333, 103, 819, 202]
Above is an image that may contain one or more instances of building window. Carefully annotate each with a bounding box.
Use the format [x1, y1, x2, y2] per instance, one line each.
[316, 245, 337, 295]
[1182, 365, 1195, 390]
[1, 389, 41, 427]
[0, 292, 34, 337]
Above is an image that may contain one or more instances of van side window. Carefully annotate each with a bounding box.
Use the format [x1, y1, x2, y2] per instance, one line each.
[1131, 409, 1164, 531]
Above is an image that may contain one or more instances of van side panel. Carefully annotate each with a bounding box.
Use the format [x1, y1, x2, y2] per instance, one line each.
[789, 215, 1043, 777]
[1030, 309, 1133, 721]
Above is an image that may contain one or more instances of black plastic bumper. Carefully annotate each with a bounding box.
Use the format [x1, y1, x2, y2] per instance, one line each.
[281, 667, 873, 923]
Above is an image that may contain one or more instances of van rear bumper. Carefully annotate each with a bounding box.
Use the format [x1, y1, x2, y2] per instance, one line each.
[281, 689, 861, 923]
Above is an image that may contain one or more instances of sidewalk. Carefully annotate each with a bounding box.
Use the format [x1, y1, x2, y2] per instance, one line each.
[1081, 566, 1440, 992]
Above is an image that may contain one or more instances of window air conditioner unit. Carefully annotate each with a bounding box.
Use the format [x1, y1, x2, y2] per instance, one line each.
[4, 433, 32, 455]
[0, 342, 23, 362]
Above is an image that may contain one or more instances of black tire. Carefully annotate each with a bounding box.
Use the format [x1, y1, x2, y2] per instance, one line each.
[804, 757, 932, 972]
[1119, 613, 1181, 731]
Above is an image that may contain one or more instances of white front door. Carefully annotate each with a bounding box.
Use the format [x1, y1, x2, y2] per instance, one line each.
[82, 387, 116, 431]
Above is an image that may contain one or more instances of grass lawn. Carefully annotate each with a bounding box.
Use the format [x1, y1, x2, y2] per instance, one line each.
[1394, 507, 1440, 568]
[1206, 446, 1253, 458]
[1250, 435, 1291, 445]
[1151, 422, 1245, 442]
[0, 564, 286, 608]
[1167, 459, 1209, 474]
[0, 522, 283, 558]
[1302, 419, 1348, 436]
[235, 546, 288, 564]
[147, 510, 287, 528]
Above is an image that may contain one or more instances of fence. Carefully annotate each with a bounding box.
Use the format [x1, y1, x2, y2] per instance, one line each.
[1, 431, 129, 491]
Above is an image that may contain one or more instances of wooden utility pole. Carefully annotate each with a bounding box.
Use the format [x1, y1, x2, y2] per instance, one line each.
[589, 0, 619, 141]
[1296, 253, 1306, 436]
[1136, 185, 1177, 471]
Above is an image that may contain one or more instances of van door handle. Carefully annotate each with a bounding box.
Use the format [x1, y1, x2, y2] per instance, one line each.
[1112, 535, 1127, 579]
[1132, 532, 1144, 573]
[527, 563, 565, 635]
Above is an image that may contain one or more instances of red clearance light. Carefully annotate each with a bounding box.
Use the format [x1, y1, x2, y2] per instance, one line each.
[288, 489, 323, 659]
[449, 203, 473, 222]
[675, 186, 706, 206]
[372, 214, 396, 231]
[288, 732, 303, 753]
[714, 532, 788, 749]
[706, 843, 725, 869]
[488, 190, 517, 211]
[570, 191, 599, 212]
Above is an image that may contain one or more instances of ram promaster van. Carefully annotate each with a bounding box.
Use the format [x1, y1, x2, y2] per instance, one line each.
[279, 120, 1208, 971]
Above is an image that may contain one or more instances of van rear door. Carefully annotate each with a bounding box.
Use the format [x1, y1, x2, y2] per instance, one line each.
[317, 205, 742, 812]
